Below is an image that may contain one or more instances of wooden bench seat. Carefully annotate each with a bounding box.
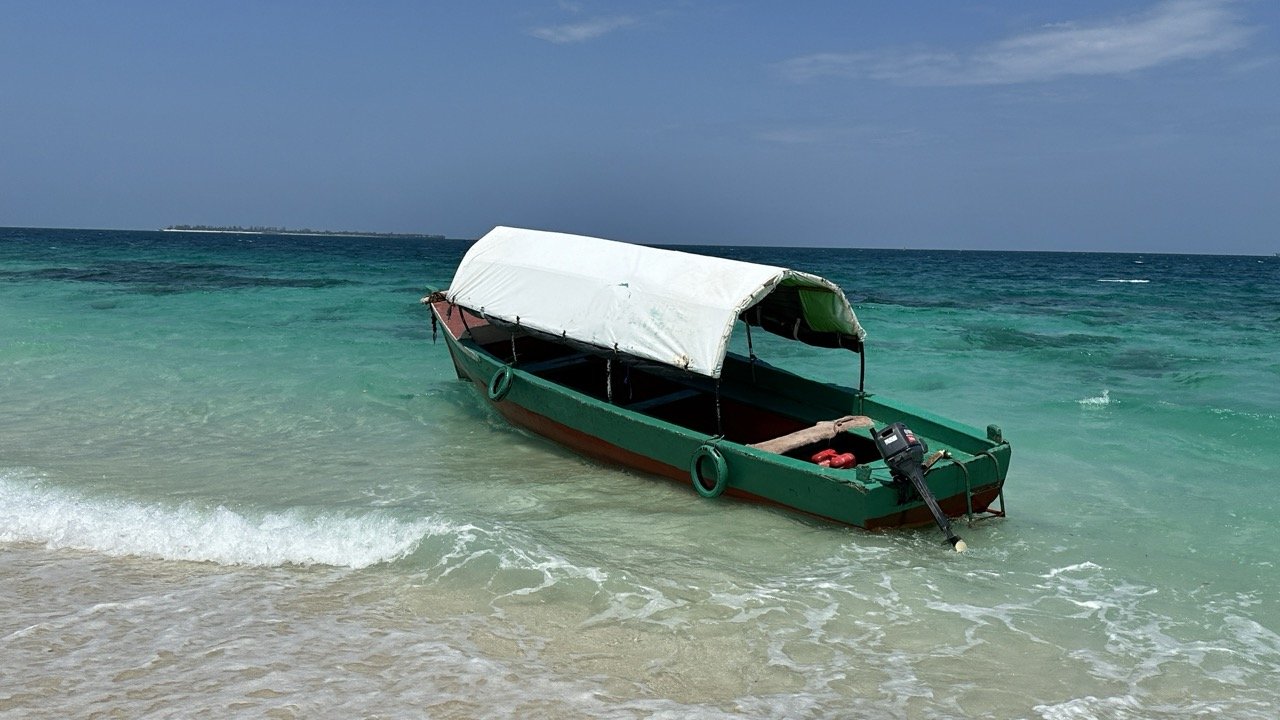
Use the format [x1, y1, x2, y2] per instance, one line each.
[519, 353, 591, 373]
[625, 387, 702, 413]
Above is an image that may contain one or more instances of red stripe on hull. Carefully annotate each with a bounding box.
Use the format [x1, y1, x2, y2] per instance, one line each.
[490, 386, 687, 481]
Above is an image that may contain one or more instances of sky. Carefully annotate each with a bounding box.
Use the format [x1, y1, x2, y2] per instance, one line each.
[1, 1, 1277, 253]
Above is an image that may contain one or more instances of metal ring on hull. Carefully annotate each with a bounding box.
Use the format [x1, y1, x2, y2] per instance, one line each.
[690, 444, 728, 498]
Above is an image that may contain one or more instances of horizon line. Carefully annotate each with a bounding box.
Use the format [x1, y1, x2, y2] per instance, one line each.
[0, 225, 1274, 258]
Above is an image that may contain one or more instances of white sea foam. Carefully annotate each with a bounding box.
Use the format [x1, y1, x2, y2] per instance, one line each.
[1097, 279, 1150, 283]
[1078, 389, 1110, 407]
[0, 472, 440, 568]
[1034, 694, 1143, 719]
[1043, 561, 1102, 578]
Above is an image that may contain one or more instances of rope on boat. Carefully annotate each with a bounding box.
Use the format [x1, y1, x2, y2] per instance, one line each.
[923, 450, 946, 470]
[510, 316, 520, 365]
[458, 305, 473, 338]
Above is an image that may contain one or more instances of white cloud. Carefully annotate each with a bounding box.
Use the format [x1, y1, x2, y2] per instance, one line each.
[778, 0, 1254, 86]
[529, 15, 636, 44]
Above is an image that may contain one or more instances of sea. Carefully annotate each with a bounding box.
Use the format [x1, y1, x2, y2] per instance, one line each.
[2, 227, 1277, 719]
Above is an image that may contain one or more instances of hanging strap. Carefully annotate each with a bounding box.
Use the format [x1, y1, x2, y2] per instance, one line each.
[715, 379, 723, 435]
[606, 344, 619, 404]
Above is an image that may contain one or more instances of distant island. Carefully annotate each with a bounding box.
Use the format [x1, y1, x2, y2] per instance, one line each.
[162, 224, 446, 239]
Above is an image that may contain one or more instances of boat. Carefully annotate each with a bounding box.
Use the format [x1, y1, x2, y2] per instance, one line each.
[423, 227, 1009, 549]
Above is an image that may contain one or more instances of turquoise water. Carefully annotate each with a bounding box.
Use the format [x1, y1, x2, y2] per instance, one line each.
[2, 228, 1278, 718]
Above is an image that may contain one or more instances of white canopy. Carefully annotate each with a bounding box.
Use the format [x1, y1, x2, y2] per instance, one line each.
[446, 226, 865, 379]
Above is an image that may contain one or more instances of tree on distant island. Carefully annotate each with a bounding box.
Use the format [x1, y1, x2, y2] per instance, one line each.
[163, 224, 445, 239]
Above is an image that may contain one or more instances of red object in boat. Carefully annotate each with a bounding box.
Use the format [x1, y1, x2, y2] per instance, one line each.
[828, 453, 857, 469]
[811, 448, 838, 464]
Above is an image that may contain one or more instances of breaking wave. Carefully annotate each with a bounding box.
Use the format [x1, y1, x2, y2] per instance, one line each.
[1078, 389, 1111, 407]
[1097, 279, 1151, 283]
[0, 471, 439, 568]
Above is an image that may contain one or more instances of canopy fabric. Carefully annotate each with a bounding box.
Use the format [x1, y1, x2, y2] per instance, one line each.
[446, 226, 865, 379]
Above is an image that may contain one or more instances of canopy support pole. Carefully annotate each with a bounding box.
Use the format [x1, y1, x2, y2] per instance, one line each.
[510, 316, 520, 365]
[715, 379, 723, 435]
[746, 322, 757, 383]
[859, 347, 866, 395]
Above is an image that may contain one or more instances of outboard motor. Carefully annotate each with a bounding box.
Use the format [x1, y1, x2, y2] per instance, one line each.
[873, 423, 966, 552]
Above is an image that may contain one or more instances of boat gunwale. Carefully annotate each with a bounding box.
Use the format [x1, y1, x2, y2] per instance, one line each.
[430, 298, 1009, 500]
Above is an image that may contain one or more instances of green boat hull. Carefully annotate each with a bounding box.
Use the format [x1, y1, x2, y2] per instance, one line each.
[430, 300, 1009, 531]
